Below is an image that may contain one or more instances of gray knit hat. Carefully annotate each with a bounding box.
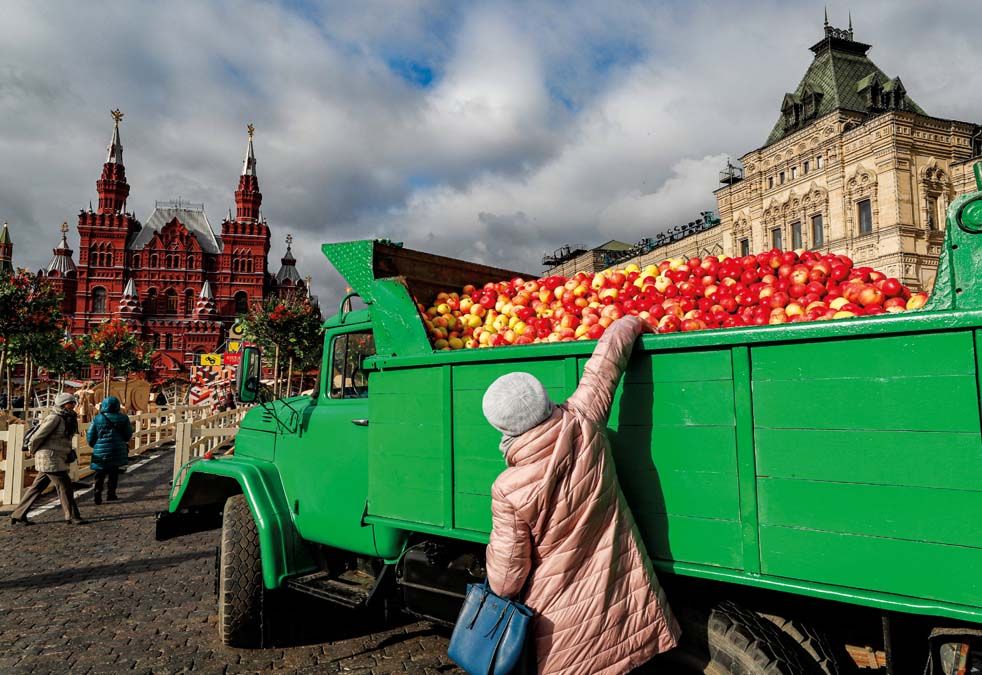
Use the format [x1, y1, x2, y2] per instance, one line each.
[482, 372, 554, 437]
[55, 393, 78, 407]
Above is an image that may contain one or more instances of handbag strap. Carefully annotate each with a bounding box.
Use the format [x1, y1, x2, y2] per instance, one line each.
[467, 585, 492, 631]
[483, 604, 514, 639]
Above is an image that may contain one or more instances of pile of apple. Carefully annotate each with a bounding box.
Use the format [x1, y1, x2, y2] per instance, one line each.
[421, 249, 929, 349]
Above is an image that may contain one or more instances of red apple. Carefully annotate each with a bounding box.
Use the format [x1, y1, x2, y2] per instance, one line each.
[883, 297, 907, 313]
[907, 292, 929, 310]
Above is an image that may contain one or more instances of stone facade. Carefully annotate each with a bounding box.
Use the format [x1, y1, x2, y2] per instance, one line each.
[714, 109, 978, 290]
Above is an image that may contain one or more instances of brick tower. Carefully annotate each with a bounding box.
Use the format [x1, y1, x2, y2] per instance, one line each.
[44, 222, 78, 315]
[217, 124, 270, 318]
[74, 110, 141, 332]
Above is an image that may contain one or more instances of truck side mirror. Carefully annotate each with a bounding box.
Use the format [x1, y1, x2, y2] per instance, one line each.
[237, 346, 262, 404]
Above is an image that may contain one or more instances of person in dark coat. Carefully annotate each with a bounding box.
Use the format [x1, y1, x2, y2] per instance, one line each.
[12, 395, 25, 419]
[87, 396, 133, 504]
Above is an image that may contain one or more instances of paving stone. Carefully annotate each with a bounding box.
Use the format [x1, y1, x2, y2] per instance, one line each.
[0, 447, 464, 673]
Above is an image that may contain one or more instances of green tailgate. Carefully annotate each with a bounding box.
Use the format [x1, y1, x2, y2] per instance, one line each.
[753, 330, 982, 608]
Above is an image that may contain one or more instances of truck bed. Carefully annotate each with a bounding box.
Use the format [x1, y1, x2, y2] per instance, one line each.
[364, 317, 982, 622]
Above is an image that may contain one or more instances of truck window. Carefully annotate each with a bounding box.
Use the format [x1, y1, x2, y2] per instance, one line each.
[329, 331, 375, 399]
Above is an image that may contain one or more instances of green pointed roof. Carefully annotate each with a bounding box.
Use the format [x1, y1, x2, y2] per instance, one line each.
[0, 222, 11, 276]
[764, 23, 926, 147]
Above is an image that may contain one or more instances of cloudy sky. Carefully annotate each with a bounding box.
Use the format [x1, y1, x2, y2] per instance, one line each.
[1, 1, 980, 308]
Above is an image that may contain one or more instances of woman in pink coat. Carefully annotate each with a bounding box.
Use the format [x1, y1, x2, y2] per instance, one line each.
[482, 315, 680, 675]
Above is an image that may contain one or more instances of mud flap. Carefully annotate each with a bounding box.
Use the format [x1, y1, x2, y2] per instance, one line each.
[154, 506, 223, 541]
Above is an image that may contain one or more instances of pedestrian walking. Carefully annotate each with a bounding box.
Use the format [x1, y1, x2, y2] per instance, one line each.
[87, 396, 133, 505]
[9, 393, 87, 526]
[482, 316, 680, 674]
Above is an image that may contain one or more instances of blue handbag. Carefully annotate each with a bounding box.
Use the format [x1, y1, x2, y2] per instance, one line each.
[448, 580, 534, 675]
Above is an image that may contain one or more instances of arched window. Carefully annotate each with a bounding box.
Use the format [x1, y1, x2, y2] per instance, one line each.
[152, 334, 161, 349]
[165, 333, 173, 350]
[132, 255, 141, 269]
[187, 255, 195, 269]
[144, 288, 158, 315]
[165, 288, 178, 314]
[234, 291, 249, 315]
[184, 289, 195, 315]
[150, 254, 159, 268]
[92, 287, 107, 313]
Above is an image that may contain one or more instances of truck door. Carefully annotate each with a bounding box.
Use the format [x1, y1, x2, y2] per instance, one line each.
[286, 328, 379, 555]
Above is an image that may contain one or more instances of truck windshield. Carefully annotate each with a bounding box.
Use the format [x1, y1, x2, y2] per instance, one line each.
[329, 331, 375, 399]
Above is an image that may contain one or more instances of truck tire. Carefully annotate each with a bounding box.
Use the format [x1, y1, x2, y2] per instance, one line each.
[759, 614, 845, 674]
[218, 495, 266, 648]
[654, 601, 824, 674]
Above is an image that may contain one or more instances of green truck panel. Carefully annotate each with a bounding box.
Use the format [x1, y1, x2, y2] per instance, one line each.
[168, 165, 982, 624]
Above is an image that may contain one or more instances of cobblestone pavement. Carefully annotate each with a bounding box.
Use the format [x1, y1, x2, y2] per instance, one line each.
[0, 449, 464, 674]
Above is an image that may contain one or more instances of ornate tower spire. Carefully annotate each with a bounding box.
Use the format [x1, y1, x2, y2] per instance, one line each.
[234, 123, 262, 222]
[0, 221, 13, 275]
[194, 280, 217, 317]
[96, 109, 130, 214]
[243, 123, 257, 176]
[275, 234, 302, 292]
[118, 278, 140, 317]
[46, 222, 77, 275]
[107, 108, 124, 164]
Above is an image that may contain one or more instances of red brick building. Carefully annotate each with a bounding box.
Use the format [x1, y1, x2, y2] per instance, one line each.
[35, 112, 307, 378]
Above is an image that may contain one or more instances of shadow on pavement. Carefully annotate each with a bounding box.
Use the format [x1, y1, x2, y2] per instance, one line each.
[0, 549, 212, 591]
[85, 509, 160, 523]
[267, 592, 439, 650]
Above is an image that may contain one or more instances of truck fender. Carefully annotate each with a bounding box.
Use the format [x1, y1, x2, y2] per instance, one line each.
[165, 457, 315, 589]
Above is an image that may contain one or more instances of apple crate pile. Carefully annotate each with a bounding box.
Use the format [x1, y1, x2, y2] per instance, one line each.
[420, 249, 929, 350]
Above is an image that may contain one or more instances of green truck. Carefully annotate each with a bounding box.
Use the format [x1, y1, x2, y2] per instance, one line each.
[158, 166, 982, 674]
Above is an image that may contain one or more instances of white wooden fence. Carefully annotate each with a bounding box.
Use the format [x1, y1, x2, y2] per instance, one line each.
[0, 405, 224, 508]
[172, 407, 250, 481]
[0, 425, 27, 506]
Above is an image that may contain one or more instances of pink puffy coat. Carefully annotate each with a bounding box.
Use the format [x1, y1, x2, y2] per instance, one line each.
[486, 316, 680, 675]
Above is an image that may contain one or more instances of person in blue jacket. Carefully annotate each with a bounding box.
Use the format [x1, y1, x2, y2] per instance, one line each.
[87, 396, 133, 504]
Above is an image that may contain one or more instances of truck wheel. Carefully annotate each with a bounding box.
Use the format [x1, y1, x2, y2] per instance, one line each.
[653, 601, 823, 674]
[760, 614, 845, 674]
[218, 495, 267, 648]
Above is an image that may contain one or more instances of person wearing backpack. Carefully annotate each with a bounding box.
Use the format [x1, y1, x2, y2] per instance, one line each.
[10, 393, 86, 526]
[87, 396, 133, 505]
